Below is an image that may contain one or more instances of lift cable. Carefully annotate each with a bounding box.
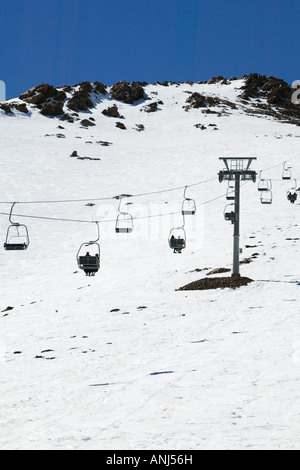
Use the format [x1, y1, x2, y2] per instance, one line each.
[259, 154, 300, 175]
[0, 176, 217, 205]
[0, 182, 251, 226]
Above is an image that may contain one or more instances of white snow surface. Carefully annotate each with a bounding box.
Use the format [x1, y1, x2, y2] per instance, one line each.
[0, 79, 300, 450]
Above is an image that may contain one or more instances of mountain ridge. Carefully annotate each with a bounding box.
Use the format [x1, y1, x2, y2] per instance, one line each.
[1, 74, 300, 127]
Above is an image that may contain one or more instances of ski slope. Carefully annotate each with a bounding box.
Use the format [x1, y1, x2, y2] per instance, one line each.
[0, 78, 299, 450]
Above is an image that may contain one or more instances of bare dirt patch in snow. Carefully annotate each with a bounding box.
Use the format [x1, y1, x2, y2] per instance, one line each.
[177, 276, 254, 291]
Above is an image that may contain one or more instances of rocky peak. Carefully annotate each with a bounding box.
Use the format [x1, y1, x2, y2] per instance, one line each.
[110, 80, 145, 104]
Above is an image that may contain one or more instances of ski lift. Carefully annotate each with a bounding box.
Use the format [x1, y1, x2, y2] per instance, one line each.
[4, 202, 30, 250]
[169, 213, 186, 253]
[282, 161, 292, 180]
[260, 190, 272, 204]
[287, 179, 298, 204]
[226, 181, 235, 200]
[259, 178, 272, 204]
[181, 186, 196, 215]
[287, 191, 298, 204]
[168, 227, 186, 253]
[223, 204, 236, 224]
[115, 197, 134, 233]
[77, 222, 100, 276]
[257, 171, 271, 191]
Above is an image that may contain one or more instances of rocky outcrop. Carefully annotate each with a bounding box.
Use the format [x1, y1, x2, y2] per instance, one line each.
[59, 113, 75, 123]
[14, 103, 29, 113]
[40, 101, 64, 116]
[185, 92, 237, 110]
[93, 81, 107, 95]
[185, 92, 206, 108]
[206, 75, 229, 85]
[18, 80, 107, 117]
[102, 104, 120, 117]
[0, 103, 14, 114]
[110, 80, 145, 104]
[116, 121, 126, 129]
[80, 118, 96, 127]
[66, 81, 106, 112]
[0, 101, 29, 114]
[18, 83, 66, 116]
[134, 124, 145, 132]
[141, 101, 161, 112]
[67, 81, 94, 112]
[19, 83, 59, 104]
[239, 73, 291, 105]
[239, 73, 300, 124]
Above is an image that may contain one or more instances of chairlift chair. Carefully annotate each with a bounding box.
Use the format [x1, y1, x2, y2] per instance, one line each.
[259, 179, 272, 204]
[3, 202, 30, 251]
[223, 204, 236, 224]
[77, 222, 100, 276]
[226, 187, 235, 200]
[181, 186, 196, 215]
[225, 181, 235, 200]
[260, 190, 272, 204]
[115, 198, 134, 233]
[258, 179, 271, 191]
[4, 225, 29, 250]
[181, 198, 196, 215]
[115, 213, 134, 233]
[282, 162, 292, 180]
[257, 171, 271, 191]
[168, 227, 186, 253]
[287, 191, 298, 204]
[287, 180, 298, 203]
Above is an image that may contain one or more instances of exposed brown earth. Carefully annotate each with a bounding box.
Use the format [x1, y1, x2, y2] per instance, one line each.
[177, 276, 254, 291]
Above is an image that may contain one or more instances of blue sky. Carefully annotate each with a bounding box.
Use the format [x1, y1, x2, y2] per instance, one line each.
[1, 0, 299, 99]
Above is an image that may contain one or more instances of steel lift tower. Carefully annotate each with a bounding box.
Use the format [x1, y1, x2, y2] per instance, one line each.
[218, 157, 257, 278]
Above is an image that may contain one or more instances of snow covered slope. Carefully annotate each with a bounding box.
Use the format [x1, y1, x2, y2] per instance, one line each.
[0, 76, 299, 450]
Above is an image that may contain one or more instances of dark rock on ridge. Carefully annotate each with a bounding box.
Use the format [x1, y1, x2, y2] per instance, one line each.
[239, 73, 300, 125]
[0, 101, 29, 114]
[142, 101, 159, 112]
[240, 73, 292, 106]
[40, 101, 64, 116]
[0, 103, 14, 114]
[18, 80, 107, 116]
[19, 83, 66, 116]
[66, 81, 106, 112]
[102, 104, 120, 117]
[110, 80, 145, 104]
[14, 103, 29, 113]
[67, 81, 94, 112]
[20, 83, 59, 104]
[93, 81, 107, 95]
[116, 121, 126, 129]
[80, 118, 96, 127]
[185, 92, 237, 110]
